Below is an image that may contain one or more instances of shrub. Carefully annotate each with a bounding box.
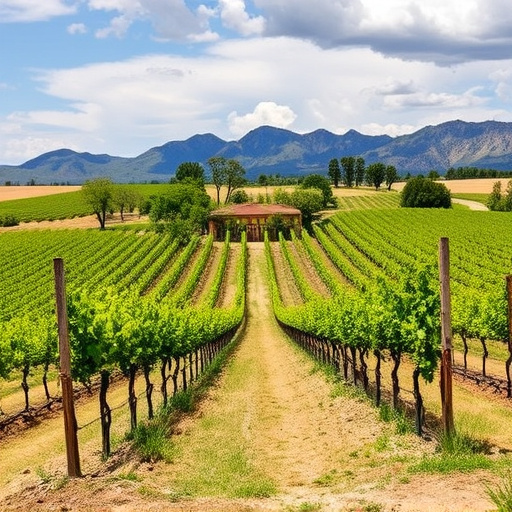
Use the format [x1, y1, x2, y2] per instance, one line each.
[0, 215, 20, 227]
[400, 176, 451, 208]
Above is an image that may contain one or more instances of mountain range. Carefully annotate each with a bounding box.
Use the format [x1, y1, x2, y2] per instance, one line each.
[2, 120, 512, 184]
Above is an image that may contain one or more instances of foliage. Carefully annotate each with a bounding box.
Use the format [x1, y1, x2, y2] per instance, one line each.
[175, 162, 205, 185]
[82, 177, 115, 229]
[113, 185, 142, 221]
[148, 182, 212, 241]
[328, 158, 341, 187]
[0, 214, 19, 227]
[486, 473, 512, 512]
[487, 180, 512, 211]
[365, 162, 386, 190]
[400, 176, 451, 208]
[340, 156, 355, 187]
[300, 173, 336, 208]
[207, 156, 246, 204]
[385, 165, 399, 190]
[355, 157, 366, 186]
[273, 188, 324, 229]
[230, 189, 250, 204]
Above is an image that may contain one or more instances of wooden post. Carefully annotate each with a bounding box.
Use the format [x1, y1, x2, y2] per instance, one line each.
[439, 238, 455, 436]
[54, 258, 81, 478]
[505, 276, 512, 398]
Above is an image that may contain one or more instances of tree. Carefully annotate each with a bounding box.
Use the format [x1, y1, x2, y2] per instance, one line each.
[148, 182, 212, 241]
[427, 170, 440, 180]
[328, 158, 341, 188]
[224, 159, 246, 204]
[355, 157, 366, 186]
[365, 162, 386, 190]
[113, 185, 142, 221]
[273, 188, 324, 230]
[230, 189, 250, 204]
[487, 181, 504, 211]
[175, 162, 205, 185]
[400, 176, 451, 208]
[301, 173, 336, 208]
[385, 165, 399, 191]
[207, 156, 227, 205]
[340, 156, 355, 187]
[82, 177, 114, 229]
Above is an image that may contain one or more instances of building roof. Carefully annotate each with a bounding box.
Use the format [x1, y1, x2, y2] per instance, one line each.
[209, 203, 301, 218]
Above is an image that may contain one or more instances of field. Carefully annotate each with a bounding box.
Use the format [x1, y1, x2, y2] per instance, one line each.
[1, 179, 512, 512]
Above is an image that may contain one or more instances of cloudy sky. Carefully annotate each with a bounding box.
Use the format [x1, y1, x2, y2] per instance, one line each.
[1, 0, 512, 164]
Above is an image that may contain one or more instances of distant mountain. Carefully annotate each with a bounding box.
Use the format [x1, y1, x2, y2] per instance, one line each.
[1, 120, 512, 184]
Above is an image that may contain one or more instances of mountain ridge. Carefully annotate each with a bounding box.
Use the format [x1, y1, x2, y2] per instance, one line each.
[1, 120, 511, 184]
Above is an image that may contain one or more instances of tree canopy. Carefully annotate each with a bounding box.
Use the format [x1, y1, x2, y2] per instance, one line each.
[400, 176, 451, 208]
[300, 173, 336, 208]
[82, 177, 115, 229]
[207, 156, 246, 205]
[175, 162, 205, 185]
[148, 182, 212, 241]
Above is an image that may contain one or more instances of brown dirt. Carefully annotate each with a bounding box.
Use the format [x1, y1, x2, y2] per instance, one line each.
[270, 242, 303, 306]
[215, 244, 241, 309]
[190, 243, 221, 305]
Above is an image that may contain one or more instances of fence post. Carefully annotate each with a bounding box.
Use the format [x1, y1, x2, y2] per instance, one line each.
[506, 276, 512, 397]
[54, 258, 81, 478]
[439, 238, 455, 437]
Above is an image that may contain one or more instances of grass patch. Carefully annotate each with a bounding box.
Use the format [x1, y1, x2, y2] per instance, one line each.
[409, 429, 494, 474]
[378, 403, 414, 434]
[285, 503, 322, 512]
[129, 412, 176, 463]
[486, 471, 512, 512]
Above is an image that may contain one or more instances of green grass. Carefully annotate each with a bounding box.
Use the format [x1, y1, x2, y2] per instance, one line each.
[486, 471, 512, 512]
[451, 193, 489, 204]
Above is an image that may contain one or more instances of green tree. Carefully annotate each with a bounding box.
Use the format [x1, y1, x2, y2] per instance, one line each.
[427, 170, 440, 180]
[354, 157, 365, 186]
[82, 177, 115, 229]
[385, 165, 399, 191]
[365, 162, 386, 190]
[400, 176, 451, 208]
[224, 159, 246, 204]
[340, 156, 355, 187]
[230, 189, 250, 204]
[273, 188, 323, 230]
[113, 185, 142, 221]
[207, 156, 227, 205]
[148, 182, 212, 241]
[328, 158, 341, 188]
[175, 162, 205, 185]
[301, 173, 336, 208]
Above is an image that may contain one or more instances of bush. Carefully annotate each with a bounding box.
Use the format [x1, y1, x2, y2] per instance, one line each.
[400, 177, 451, 208]
[0, 215, 20, 227]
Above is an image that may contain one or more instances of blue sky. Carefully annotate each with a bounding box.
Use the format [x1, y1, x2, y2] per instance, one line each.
[1, 0, 512, 165]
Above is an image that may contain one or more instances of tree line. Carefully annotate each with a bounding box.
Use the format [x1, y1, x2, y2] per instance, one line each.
[327, 156, 399, 191]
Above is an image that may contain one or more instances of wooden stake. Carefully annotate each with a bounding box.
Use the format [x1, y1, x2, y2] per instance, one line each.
[439, 238, 455, 436]
[505, 276, 512, 398]
[54, 258, 81, 478]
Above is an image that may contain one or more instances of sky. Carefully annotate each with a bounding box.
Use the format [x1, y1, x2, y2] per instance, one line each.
[1, 0, 512, 165]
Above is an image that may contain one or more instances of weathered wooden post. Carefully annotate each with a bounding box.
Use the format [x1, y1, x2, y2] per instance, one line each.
[505, 275, 512, 398]
[439, 238, 455, 436]
[54, 258, 81, 477]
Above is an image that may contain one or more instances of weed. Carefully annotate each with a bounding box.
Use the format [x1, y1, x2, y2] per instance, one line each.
[130, 414, 175, 463]
[117, 471, 140, 482]
[486, 472, 512, 512]
[313, 469, 338, 486]
[35, 467, 68, 490]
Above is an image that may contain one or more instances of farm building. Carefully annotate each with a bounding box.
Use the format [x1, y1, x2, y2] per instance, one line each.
[208, 203, 302, 242]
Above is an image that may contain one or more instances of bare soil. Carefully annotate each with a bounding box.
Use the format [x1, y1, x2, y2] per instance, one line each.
[0, 186, 81, 201]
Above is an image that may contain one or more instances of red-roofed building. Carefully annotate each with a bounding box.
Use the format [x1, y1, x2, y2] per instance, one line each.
[208, 203, 302, 242]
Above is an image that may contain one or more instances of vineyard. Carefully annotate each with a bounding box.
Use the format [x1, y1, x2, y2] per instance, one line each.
[3, 189, 512, 510]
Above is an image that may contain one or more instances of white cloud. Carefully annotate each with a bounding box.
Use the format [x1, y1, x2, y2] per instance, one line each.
[219, 0, 266, 36]
[228, 101, 296, 136]
[3, 37, 512, 163]
[67, 22, 87, 34]
[0, 0, 76, 22]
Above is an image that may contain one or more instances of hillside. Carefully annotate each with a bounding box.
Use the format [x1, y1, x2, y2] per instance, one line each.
[1, 120, 512, 183]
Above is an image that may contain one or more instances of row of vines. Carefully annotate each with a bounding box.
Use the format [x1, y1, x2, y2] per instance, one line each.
[267, 205, 512, 434]
[0, 228, 247, 457]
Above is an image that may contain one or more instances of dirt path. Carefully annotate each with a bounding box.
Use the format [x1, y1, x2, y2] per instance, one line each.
[0, 245, 497, 512]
